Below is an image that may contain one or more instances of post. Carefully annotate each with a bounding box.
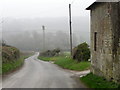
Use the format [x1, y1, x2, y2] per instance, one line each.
[69, 4, 73, 56]
[42, 25, 45, 51]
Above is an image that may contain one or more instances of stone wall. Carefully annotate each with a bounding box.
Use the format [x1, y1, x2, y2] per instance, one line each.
[90, 2, 120, 83]
[111, 2, 120, 83]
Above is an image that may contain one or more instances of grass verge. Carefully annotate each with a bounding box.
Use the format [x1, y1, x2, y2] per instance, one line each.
[0, 56, 1, 74]
[2, 56, 25, 74]
[39, 56, 90, 71]
[2, 54, 33, 74]
[80, 73, 120, 88]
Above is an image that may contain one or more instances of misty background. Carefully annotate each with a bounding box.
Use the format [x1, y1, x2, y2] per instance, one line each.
[1, 0, 95, 51]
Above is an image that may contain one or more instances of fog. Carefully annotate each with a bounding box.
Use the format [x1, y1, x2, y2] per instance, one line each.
[2, 17, 90, 51]
[1, 0, 95, 51]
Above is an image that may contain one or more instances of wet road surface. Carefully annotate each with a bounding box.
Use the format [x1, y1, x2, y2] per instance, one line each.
[2, 52, 86, 88]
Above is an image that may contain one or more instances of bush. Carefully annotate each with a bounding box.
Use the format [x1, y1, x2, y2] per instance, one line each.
[40, 48, 60, 57]
[2, 46, 20, 63]
[72, 42, 90, 62]
[2, 40, 6, 46]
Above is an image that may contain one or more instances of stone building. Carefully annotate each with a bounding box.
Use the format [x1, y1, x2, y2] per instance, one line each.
[86, 1, 120, 83]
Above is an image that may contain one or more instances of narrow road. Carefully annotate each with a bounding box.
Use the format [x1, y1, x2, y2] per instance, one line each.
[2, 52, 86, 88]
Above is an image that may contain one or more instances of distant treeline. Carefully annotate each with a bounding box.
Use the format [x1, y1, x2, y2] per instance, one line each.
[3, 31, 78, 51]
[2, 17, 90, 51]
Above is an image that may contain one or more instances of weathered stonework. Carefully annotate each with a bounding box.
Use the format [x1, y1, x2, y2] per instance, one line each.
[87, 2, 120, 83]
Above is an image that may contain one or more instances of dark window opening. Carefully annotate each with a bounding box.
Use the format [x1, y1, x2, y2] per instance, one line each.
[94, 32, 97, 51]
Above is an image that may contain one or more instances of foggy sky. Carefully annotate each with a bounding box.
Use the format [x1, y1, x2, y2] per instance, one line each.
[1, 0, 96, 51]
[1, 0, 96, 18]
[1, 0, 95, 34]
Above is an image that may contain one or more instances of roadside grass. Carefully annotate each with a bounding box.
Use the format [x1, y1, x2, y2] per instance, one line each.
[0, 55, 2, 74]
[2, 53, 33, 74]
[2, 56, 25, 74]
[38, 53, 90, 71]
[80, 73, 120, 88]
[38, 56, 59, 61]
[54, 57, 90, 71]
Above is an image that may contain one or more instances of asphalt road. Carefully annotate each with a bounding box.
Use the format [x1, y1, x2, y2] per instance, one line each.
[2, 52, 85, 88]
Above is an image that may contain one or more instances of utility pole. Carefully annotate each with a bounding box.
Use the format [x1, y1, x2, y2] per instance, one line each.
[69, 4, 73, 56]
[42, 25, 45, 51]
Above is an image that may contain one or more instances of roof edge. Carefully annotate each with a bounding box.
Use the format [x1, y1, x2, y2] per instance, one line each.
[86, 2, 103, 10]
[86, 0, 120, 10]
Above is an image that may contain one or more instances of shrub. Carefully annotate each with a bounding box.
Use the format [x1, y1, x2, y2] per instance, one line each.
[2, 46, 20, 63]
[40, 48, 60, 57]
[72, 42, 90, 62]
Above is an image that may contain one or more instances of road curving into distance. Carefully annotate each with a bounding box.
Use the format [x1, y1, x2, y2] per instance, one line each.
[2, 52, 86, 88]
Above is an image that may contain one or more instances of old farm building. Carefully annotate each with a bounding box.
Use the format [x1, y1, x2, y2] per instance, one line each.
[87, 1, 120, 83]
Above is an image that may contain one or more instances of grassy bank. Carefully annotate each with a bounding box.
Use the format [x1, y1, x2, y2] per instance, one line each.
[80, 73, 120, 88]
[2, 52, 34, 74]
[0, 55, 2, 74]
[39, 55, 90, 71]
[1, 45, 34, 74]
[2, 56, 24, 74]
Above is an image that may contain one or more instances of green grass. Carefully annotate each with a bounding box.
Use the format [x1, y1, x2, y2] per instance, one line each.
[54, 57, 90, 71]
[2, 54, 32, 74]
[2, 56, 24, 74]
[0, 55, 2, 74]
[80, 73, 120, 88]
[39, 55, 90, 71]
[39, 56, 58, 61]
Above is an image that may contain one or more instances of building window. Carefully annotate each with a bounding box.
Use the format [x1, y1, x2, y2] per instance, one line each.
[94, 32, 97, 51]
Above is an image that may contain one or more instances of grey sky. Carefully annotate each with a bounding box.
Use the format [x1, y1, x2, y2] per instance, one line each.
[1, 0, 96, 49]
[1, 0, 96, 18]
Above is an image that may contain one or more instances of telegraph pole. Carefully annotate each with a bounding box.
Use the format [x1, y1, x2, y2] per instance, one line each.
[69, 4, 73, 56]
[42, 25, 45, 51]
